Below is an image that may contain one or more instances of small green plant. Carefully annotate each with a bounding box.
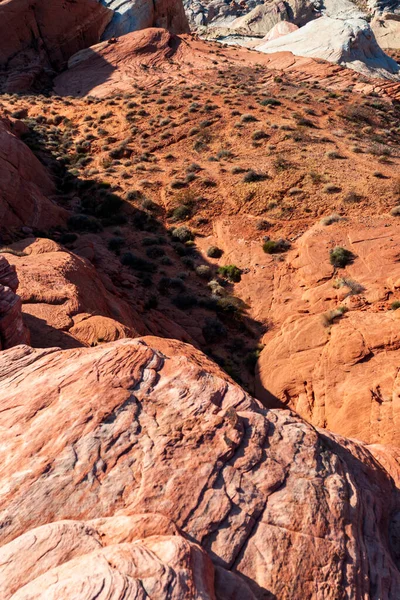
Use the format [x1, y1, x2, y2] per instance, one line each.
[195, 264, 212, 279]
[217, 265, 242, 283]
[330, 247, 354, 268]
[333, 278, 365, 295]
[391, 301, 400, 310]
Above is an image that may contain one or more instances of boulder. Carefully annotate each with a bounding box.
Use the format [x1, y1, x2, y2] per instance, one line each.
[0, 255, 30, 349]
[0, 336, 400, 598]
[5, 238, 144, 349]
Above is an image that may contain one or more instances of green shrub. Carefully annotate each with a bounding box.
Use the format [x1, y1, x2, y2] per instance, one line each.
[391, 301, 400, 310]
[243, 170, 267, 183]
[329, 247, 354, 268]
[217, 265, 242, 283]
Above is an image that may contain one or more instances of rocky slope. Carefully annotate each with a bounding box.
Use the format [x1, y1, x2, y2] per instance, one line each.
[1, 336, 400, 599]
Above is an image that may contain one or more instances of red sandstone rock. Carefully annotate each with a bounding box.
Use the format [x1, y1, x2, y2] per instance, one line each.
[0, 0, 112, 91]
[0, 516, 219, 600]
[0, 255, 29, 349]
[0, 119, 66, 230]
[255, 219, 400, 447]
[0, 336, 400, 598]
[5, 238, 145, 348]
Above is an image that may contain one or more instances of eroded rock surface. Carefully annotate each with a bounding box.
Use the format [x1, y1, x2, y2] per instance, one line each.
[0, 255, 29, 349]
[0, 336, 400, 598]
[0, 119, 66, 230]
[256, 219, 400, 447]
[4, 238, 144, 349]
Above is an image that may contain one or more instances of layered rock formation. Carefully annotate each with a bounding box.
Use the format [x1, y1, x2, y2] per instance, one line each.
[4, 237, 144, 349]
[0, 119, 66, 231]
[0, 337, 400, 598]
[0, 255, 29, 349]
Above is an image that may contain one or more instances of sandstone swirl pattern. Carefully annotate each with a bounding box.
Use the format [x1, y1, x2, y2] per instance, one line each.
[0, 337, 400, 598]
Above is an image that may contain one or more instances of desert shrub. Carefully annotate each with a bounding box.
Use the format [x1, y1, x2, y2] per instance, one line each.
[259, 98, 281, 107]
[391, 301, 400, 310]
[181, 256, 195, 270]
[217, 149, 233, 159]
[323, 184, 342, 194]
[217, 265, 242, 283]
[207, 246, 223, 259]
[120, 252, 157, 272]
[329, 247, 354, 268]
[231, 166, 246, 174]
[343, 191, 363, 204]
[262, 239, 290, 254]
[339, 104, 373, 125]
[171, 205, 192, 221]
[146, 246, 165, 259]
[144, 295, 158, 310]
[160, 256, 173, 266]
[252, 130, 269, 141]
[172, 294, 198, 309]
[321, 305, 348, 327]
[243, 170, 267, 183]
[108, 236, 125, 252]
[334, 277, 365, 295]
[202, 318, 227, 343]
[390, 206, 400, 216]
[326, 150, 344, 159]
[0, 247, 27, 257]
[68, 214, 102, 232]
[241, 113, 258, 123]
[172, 226, 194, 243]
[196, 264, 212, 279]
[170, 179, 187, 190]
[320, 213, 344, 226]
[216, 295, 245, 314]
[256, 219, 271, 231]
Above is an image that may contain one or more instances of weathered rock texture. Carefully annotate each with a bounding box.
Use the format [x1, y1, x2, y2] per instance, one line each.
[5, 238, 144, 349]
[0, 119, 66, 230]
[0, 336, 400, 598]
[0, 255, 29, 349]
[256, 219, 400, 448]
[0, 0, 188, 92]
[101, 0, 189, 38]
[0, 516, 221, 600]
[0, 0, 113, 92]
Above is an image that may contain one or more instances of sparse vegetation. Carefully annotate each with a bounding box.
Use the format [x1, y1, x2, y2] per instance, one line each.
[217, 265, 242, 283]
[330, 247, 354, 268]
